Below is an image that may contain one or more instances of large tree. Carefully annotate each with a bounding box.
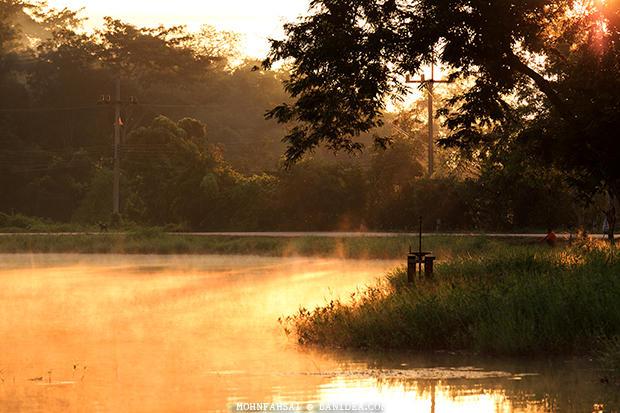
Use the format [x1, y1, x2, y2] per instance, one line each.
[262, 0, 620, 238]
[123, 116, 218, 226]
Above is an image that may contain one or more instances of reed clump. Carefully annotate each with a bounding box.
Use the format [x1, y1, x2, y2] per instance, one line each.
[281, 237, 620, 357]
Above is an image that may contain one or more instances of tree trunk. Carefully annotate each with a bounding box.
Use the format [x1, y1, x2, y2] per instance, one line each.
[572, 199, 586, 236]
[606, 182, 618, 246]
[570, 181, 586, 236]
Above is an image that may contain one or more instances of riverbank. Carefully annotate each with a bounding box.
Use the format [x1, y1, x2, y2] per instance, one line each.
[0, 228, 554, 258]
[4, 229, 619, 371]
[280, 237, 620, 374]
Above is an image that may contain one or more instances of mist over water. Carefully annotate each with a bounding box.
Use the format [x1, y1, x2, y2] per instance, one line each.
[0, 254, 397, 412]
[0, 254, 612, 412]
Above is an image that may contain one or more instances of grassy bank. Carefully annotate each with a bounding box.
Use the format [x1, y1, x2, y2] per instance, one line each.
[280, 238, 620, 360]
[0, 229, 536, 258]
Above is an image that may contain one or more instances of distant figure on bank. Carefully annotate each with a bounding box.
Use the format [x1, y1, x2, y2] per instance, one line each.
[539, 228, 557, 247]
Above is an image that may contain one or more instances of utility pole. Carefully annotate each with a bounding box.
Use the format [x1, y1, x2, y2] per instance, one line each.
[98, 77, 138, 215]
[406, 64, 448, 176]
[113, 77, 121, 214]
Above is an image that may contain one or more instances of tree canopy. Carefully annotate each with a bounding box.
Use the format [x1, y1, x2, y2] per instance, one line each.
[262, 0, 620, 196]
[0, 0, 610, 234]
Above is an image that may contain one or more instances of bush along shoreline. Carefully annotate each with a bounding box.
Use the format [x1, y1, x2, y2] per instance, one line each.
[280, 238, 620, 370]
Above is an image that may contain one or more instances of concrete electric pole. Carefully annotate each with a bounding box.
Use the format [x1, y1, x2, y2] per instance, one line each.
[99, 77, 138, 215]
[406, 64, 448, 176]
[113, 77, 121, 214]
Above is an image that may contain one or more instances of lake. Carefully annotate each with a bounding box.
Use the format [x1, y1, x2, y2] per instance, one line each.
[0, 253, 615, 412]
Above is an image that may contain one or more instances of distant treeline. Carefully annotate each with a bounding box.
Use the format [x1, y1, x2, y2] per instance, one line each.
[0, 114, 586, 232]
[0, 1, 605, 233]
[0, 1, 290, 219]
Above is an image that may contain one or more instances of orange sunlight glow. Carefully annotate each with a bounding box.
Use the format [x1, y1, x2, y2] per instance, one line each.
[44, 0, 312, 57]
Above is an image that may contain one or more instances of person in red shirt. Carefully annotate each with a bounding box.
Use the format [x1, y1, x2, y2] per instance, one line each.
[539, 228, 557, 247]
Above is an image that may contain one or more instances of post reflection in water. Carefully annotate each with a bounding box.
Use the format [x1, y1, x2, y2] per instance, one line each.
[0, 253, 613, 413]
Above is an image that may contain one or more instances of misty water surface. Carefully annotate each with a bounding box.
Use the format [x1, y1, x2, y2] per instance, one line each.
[0, 253, 614, 413]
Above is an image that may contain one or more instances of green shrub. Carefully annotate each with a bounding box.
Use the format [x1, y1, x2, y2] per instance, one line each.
[0, 212, 9, 227]
[7, 213, 32, 229]
[126, 226, 165, 241]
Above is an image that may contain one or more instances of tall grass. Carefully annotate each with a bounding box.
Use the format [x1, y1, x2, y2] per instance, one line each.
[281, 238, 620, 357]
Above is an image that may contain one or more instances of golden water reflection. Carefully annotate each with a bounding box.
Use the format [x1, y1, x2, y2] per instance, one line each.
[0, 253, 615, 413]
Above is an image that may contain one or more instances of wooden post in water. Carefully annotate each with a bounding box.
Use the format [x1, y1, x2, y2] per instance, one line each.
[407, 246, 415, 283]
[419, 216, 423, 277]
[407, 216, 436, 282]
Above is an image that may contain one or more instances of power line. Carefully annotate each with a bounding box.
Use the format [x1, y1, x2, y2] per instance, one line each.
[0, 104, 103, 113]
[0, 102, 269, 113]
[0, 145, 114, 172]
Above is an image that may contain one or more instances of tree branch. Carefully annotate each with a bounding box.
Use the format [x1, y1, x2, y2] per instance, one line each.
[504, 51, 579, 127]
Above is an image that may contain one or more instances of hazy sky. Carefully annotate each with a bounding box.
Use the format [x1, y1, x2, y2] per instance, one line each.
[45, 0, 312, 57]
